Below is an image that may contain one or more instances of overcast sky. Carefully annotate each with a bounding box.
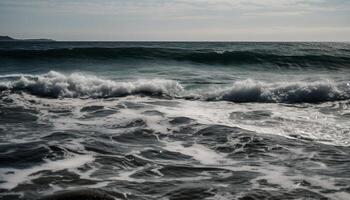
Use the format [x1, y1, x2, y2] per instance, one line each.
[0, 0, 349, 41]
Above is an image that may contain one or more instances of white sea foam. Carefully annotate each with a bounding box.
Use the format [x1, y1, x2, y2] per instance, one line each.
[0, 71, 183, 98]
[0, 154, 94, 190]
[162, 141, 229, 165]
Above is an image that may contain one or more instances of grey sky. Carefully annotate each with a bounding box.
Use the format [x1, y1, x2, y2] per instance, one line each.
[0, 0, 349, 41]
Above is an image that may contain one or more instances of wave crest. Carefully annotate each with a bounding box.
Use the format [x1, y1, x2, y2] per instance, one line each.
[1, 71, 184, 98]
[203, 79, 350, 103]
[0, 72, 349, 103]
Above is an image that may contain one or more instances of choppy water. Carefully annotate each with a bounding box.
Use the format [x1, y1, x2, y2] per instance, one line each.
[0, 42, 350, 200]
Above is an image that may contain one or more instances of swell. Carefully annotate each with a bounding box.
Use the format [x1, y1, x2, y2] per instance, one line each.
[0, 71, 349, 103]
[1, 47, 350, 67]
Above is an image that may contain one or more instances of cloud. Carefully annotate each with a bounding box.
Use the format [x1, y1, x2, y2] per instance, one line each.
[2, 0, 350, 16]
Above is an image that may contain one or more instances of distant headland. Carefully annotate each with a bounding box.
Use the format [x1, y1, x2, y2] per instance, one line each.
[0, 36, 55, 42]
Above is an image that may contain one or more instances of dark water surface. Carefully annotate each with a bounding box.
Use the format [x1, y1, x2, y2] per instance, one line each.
[0, 42, 350, 200]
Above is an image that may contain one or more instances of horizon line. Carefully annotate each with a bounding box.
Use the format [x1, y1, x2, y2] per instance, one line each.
[2, 40, 350, 43]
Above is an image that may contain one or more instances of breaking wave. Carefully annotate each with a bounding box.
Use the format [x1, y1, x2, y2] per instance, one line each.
[1, 47, 350, 67]
[202, 79, 350, 103]
[0, 71, 183, 98]
[0, 71, 349, 103]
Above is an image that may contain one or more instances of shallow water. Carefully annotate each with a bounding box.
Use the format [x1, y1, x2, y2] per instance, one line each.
[0, 42, 350, 200]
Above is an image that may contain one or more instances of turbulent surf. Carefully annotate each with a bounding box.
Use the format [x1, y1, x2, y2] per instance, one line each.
[0, 42, 350, 200]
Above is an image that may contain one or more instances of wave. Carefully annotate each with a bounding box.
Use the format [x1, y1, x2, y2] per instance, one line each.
[1, 47, 350, 67]
[0, 71, 349, 103]
[201, 79, 350, 103]
[0, 71, 183, 98]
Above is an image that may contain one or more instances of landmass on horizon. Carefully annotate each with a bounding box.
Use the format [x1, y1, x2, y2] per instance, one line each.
[0, 36, 55, 42]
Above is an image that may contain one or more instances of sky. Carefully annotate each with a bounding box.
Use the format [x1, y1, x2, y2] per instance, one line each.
[0, 0, 349, 41]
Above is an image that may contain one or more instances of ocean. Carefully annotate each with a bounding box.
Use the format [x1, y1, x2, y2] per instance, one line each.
[0, 42, 349, 200]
